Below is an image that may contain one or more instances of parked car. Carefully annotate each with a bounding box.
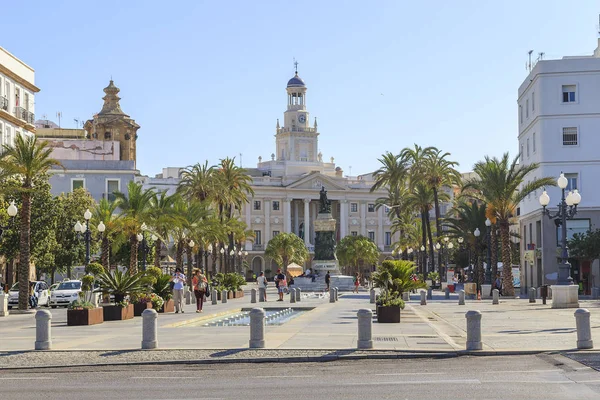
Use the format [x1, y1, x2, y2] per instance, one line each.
[7, 281, 50, 309]
[49, 283, 59, 293]
[49, 280, 82, 308]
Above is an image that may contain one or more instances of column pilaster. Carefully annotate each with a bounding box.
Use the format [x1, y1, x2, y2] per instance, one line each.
[303, 198, 310, 246]
[283, 198, 291, 233]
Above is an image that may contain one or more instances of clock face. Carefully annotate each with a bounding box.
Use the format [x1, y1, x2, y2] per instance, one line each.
[298, 114, 306, 123]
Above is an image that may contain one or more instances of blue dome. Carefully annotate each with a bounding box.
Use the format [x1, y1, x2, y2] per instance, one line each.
[287, 73, 306, 87]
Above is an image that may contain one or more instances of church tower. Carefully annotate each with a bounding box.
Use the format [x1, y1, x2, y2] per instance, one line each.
[84, 80, 140, 166]
[275, 65, 319, 163]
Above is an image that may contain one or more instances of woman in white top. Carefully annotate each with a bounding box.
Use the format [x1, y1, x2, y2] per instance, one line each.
[256, 271, 268, 301]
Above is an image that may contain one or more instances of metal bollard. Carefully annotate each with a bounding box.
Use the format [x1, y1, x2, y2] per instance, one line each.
[427, 287, 433, 300]
[458, 290, 465, 305]
[35, 310, 52, 350]
[185, 288, 192, 305]
[249, 308, 266, 348]
[251, 288, 257, 304]
[420, 290, 427, 305]
[370, 288, 376, 304]
[330, 288, 335, 303]
[445, 287, 450, 300]
[529, 287, 536, 303]
[541, 285, 548, 305]
[465, 310, 482, 351]
[357, 309, 374, 349]
[222, 290, 228, 304]
[402, 292, 410, 302]
[0, 293, 8, 317]
[335, 287, 339, 301]
[141, 309, 158, 349]
[574, 308, 593, 349]
[290, 289, 296, 303]
[296, 288, 301, 302]
[492, 289, 499, 305]
[211, 289, 218, 305]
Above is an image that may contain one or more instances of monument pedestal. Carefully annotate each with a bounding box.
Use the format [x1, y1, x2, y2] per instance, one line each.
[551, 285, 579, 309]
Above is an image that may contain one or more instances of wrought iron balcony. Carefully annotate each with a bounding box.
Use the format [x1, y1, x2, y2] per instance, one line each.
[0, 97, 8, 111]
[13, 107, 34, 124]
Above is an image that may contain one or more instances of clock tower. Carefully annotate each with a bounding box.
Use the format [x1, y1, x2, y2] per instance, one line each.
[275, 66, 319, 163]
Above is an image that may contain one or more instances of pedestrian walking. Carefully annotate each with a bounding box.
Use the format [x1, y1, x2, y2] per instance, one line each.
[275, 269, 286, 301]
[325, 271, 331, 291]
[171, 267, 186, 313]
[353, 272, 360, 293]
[257, 271, 268, 301]
[192, 269, 207, 313]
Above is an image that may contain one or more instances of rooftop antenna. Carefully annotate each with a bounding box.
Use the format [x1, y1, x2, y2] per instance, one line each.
[537, 52, 545, 62]
[74, 118, 79, 128]
[239, 153, 243, 168]
[293, 57, 298, 74]
[527, 50, 534, 72]
[56, 111, 62, 128]
[597, 14, 600, 36]
[349, 165, 352, 176]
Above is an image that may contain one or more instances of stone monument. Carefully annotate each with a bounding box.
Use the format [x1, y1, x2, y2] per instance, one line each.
[312, 186, 340, 274]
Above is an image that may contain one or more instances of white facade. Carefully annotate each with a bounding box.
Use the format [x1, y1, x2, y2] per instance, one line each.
[518, 39, 600, 293]
[0, 46, 38, 147]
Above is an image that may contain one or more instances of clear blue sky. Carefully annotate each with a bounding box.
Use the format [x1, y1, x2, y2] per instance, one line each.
[3, 1, 599, 177]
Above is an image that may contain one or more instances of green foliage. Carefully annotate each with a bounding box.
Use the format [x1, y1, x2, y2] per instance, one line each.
[131, 292, 164, 310]
[336, 235, 380, 273]
[377, 292, 406, 308]
[569, 230, 600, 261]
[211, 272, 244, 292]
[68, 300, 96, 310]
[373, 260, 425, 296]
[151, 274, 173, 301]
[85, 262, 104, 276]
[427, 271, 440, 284]
[264, 232, 309, 269]
[81, 275, 95, 292]
[96, 269, 146, 303]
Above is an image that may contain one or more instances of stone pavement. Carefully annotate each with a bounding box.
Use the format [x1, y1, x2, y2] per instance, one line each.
[1, 287, 599, 353]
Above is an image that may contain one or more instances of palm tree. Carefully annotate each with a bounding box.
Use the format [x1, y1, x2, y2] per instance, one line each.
[92, 198, 120, 270]
[147, 191, 180, 268]
[465, 153, 555, 296]
[0, 135, 61, 310]
[264, 232, 309, 272]
[178, 161, 216, 202]
[113, 181, 155, 275]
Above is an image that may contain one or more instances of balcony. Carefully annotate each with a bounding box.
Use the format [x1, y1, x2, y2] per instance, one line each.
[252, 244, 264, 251]
[0, 97, 7, 111]
[14, 107, 35, 125]
[277, 126, 317, 134]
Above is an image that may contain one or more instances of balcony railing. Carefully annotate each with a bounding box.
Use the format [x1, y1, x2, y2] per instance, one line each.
[252, 244, 264, 251]
[13, 107, 35, 124]
[277, 127, 317, 134]
[0, 97, 7, 111]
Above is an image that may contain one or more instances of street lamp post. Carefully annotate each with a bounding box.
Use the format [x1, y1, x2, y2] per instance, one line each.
[485, 218, 492, 284]
[474, 228, 481, 289]
[539, 173, 581, 285]
[0, 201, 18, 239]
[136, 223, 150, 272]
[205, 244, 213, 273]
[74, 209, 105, 268]
[420, 245, 426, 274]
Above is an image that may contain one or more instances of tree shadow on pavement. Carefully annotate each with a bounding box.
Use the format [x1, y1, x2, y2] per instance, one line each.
[100, 350, 140, 357]
[210, 349, 249, 358]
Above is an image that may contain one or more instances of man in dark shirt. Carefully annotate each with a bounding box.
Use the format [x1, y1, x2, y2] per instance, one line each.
[275, 269, 286, 301]
[325, 271, 331, 291]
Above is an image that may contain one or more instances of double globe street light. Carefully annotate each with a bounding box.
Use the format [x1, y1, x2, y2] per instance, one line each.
[136, 223, 158, 272]
[0, 201, 18, 239]
[74, 209, 105, 267]
[539, 173, 582, 285]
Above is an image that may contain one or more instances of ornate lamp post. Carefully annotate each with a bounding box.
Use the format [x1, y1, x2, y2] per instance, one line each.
[219, 247, 225, 272]
[539, 173, 581, 285]
[485, 218, 492, 284]
[136, 223, 150, 272]
[229, 249, 235, 272]
[74, 208, 105, 268]
[474, 228, 481, 288]
[0, 201, 18, 239]
[205, 244, 213, 273]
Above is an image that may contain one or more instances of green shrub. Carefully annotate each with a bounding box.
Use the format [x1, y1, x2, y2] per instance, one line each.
[96, 269, 146, 303]
[151, 274, 173, 301]
[68, 300, 95, 310]
[85, 262, 104, 276]
[145, 266, 162, 280]
[373, 260, 426, 297]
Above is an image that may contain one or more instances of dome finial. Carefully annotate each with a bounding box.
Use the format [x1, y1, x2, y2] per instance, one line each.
[293, 57, 298, 74]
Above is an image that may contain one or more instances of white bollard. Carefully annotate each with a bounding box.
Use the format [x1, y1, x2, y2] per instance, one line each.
[296, 288, 301, 302]
[420, 290, 427, 305]
[35, 310, 52, 350]
[290, 290, 296, 303]
[0, 293, 8, 317]
[574, 308, 593, 349]
[402, 292, 410, 302]
[465, 310, 482, 351]
[211, 289, 218, 305]
[529, 287, 536, 303]
[141, 309, 158, 349]
[370, 288, 376, 304]
[492, 289, 499, 305]
[185, 288, 192, 305]
[458, 290, 465, 305]
[251, 288, 257, 304]
[249, 308, 266, 348]
[259, 287, 266, 302]
[357, 309, 374, 349]
[222, 290, 228, 304]
[335, 287, 339, 301]
[330, 288, 335, 303]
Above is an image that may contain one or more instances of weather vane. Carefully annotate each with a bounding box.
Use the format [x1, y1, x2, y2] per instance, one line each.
[293, 58, 298, 74]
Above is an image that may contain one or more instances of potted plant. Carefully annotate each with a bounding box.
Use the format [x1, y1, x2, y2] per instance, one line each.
[131, 292, 153, 316]
[427, 272, 440, 289]
[96, 269, 144, 321]
[373, 260, 426, 323]
[67, 299, 104, 326]
[152, 274, 174, 313]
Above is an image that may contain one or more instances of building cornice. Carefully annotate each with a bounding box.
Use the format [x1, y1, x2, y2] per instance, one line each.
[0, 64, 40, 93]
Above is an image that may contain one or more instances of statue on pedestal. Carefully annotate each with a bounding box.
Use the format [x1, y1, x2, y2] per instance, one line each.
[319, 186, 331, 214]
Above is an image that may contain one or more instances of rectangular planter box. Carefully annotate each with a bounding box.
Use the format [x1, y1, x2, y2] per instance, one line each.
[102, 304, 134, 321]
[376, 305, 401, 323]
[67, 307, 104, 326]
[233, 290, 244, 298]
[133, 302, 153, 317]
[158, 298, 174, 313]
[227, 291, 234, 299]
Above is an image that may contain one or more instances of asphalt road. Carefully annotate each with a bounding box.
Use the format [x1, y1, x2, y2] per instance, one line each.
[3, 354, 600, 400]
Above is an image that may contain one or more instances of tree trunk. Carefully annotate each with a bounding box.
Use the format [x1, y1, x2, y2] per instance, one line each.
[154, 239, 162, 268]
[499, 220, 514, 296]
[420, 212, 427, 275]
[129, 235, 138, 275]
[176, 239, 184, 271]
[490, 225, 498, 282]
[425, 211, 435, 278]
[18, 192, 31, 311]
[186, 245, 193, 287]
[101, 237, 110, 270]
[475, 245, 483, 292]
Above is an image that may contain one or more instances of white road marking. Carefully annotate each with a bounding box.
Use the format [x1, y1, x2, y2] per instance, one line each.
[376, 372, 445, 376]
[0, 377, 57, 380]
[349, 379, 481, 385]
[256, 375, 315, 378]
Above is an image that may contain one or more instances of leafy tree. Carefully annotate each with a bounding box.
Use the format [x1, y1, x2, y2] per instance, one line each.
[264, 233, 308, 271]
[336, 235, 380, 275]
[569, 230, 600, 263]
